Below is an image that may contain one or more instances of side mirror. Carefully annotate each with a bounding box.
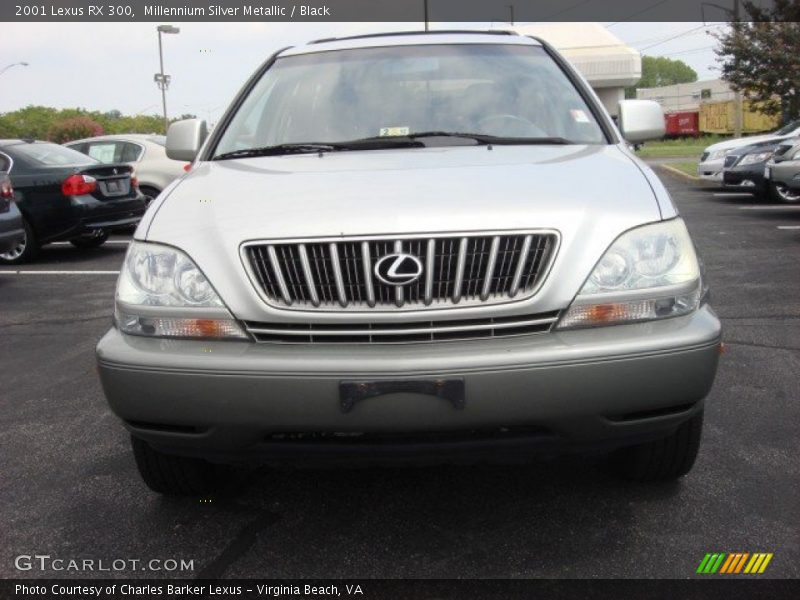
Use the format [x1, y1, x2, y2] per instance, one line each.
[618, 100, 665, 143]
[166, 119, 208, 161]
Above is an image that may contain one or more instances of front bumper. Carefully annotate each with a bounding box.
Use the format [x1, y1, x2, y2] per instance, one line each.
[697, 159, 724, 181]
[723, 166, 767, 191]
[768, 163, 800, 189]
[97, 306, 722, 464]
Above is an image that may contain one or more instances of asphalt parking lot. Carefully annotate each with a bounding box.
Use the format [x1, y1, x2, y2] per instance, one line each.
[1, 170, 798, 580]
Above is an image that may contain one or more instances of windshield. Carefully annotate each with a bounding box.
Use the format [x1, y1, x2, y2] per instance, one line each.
[213, 43, 607, 157]
[11, 143, 98, 167]
[775, 120, 800, 136]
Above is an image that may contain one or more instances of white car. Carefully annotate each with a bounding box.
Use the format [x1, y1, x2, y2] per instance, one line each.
[697, 120, 800, 182]
[66, 134, 187, 202]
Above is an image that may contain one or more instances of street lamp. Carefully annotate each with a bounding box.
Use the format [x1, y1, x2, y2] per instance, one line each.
[0, 62, 29, 77]
[155, 25, 180, 134]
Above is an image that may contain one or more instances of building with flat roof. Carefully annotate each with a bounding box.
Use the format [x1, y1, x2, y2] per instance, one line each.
[514, 23, 642, 117]
[636, 79, 735, 113]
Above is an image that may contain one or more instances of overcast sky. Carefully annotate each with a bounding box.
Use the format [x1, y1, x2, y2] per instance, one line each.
[0, 21, 726, 121]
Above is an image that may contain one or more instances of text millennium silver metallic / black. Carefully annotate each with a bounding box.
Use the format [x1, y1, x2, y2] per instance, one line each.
[143, 4, 331, 17]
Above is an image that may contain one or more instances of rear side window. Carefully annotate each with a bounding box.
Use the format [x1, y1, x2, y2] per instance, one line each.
[0, 153, 10, 171]
[85, 141, 142, 163]
[10, 143, 98, 167]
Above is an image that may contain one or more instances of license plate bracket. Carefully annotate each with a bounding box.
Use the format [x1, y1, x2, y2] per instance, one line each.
[339, 379, 465, 413]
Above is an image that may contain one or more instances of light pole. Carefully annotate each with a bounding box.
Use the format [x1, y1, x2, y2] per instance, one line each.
[155, 25, 180, 134]
[0, 62, 29, 77]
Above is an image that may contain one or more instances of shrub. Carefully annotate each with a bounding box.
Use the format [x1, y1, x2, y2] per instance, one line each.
[47, 117, 104, 143]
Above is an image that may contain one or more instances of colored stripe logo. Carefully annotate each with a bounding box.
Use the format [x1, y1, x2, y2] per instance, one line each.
[696, 552, 773, 574]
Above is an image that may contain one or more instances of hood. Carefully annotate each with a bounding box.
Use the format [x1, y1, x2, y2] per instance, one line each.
[705, 133, 788, 153]
[143, 144, 663, 320]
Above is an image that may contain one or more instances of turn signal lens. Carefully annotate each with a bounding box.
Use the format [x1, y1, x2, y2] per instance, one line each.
[115, 310, 247, 340]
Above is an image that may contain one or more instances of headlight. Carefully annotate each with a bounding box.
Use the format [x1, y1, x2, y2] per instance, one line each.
[557, 219, 702, 329]
[116, 241, 247, 339]
[708, 148, 732, 161]
[738, 152, 773, 166]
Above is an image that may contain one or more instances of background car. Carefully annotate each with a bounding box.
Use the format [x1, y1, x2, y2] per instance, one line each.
[721, 138, 792, 198]
[65, 134, 186, 203]
[0, 170, 25, 255]
[0, 140, 146, 263]
[697, 119, 800, 182]
[765, 140, 800, 203]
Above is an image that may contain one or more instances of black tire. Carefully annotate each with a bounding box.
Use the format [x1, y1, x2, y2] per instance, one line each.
[613, 410, 704, 482]
[131, 436, 226, 496]
[0, 217, 39, 264]
[69, 230, 109, 249]
[770, 182, 800, 204]
[139, 185, 160, 207]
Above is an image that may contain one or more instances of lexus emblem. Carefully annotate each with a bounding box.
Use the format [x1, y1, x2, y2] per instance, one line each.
[374, 253, 423, 286]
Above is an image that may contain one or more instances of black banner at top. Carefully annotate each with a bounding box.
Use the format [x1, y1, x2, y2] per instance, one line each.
[0, 0, 784, 22]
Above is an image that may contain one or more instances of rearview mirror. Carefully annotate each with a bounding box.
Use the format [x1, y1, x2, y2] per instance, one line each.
[618, 100, 665, 143]
[166, 119, 208, 161]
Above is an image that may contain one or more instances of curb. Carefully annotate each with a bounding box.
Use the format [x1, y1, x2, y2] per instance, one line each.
[658, 163, 701, 182]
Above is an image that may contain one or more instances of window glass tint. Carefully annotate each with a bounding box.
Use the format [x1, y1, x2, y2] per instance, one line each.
[120, 142, 143, 162]
[214, 44, 606, 155]
[87, 143, 119, 163]
[11, 143, 98, 167]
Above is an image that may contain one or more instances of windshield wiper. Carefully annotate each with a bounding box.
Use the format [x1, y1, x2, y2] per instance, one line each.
[343, 132, 573, 146]
[213, 133, 573, 160]
[213, 143, 342, 160]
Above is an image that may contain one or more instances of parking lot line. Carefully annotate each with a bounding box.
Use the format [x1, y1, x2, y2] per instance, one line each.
[0, 270, 120, 275]
[50, 240, 130, 246]
[739, 205, 800, 210]
[713, 192, 754, 197]
[777, 225, 800, 230]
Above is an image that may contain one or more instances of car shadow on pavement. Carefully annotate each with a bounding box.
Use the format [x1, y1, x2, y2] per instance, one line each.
[163, 457, 685, 578]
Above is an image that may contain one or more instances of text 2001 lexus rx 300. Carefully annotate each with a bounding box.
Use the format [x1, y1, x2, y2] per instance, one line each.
[96, 32, 722, 495]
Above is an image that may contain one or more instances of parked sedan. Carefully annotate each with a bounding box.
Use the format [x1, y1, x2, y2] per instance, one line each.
[65, 134, 186, 203]
[722, 138, 788, 198]
[698, 119, 800, 182]
[0, 140, 147, 263]
[0, 171, 25, 255]
[765, 141, 800, 203]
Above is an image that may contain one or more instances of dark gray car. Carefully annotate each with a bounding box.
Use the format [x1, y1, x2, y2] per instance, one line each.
[765, 140, 800, 203]
[0, 171, 24, 255]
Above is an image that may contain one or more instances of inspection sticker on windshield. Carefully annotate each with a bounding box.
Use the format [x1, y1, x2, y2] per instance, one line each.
[570, 109, 590, 123]
[379, 126, 410, 137]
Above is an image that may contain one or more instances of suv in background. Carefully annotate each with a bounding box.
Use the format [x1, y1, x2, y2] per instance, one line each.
[96, 31, 721, 495]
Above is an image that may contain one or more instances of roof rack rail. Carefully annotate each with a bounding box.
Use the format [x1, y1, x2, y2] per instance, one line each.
[309, 29, 519, 45]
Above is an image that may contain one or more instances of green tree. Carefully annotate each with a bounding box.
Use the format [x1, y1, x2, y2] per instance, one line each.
[625, 56, 698, 98]
[0, 106, 167, 138]
[713, 1, 800, 122]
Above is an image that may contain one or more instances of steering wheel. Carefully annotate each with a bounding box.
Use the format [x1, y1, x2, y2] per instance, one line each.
[477, 114, 546, 137]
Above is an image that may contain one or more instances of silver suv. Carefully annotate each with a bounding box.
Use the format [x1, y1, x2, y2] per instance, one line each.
[96, 31, 721, 495]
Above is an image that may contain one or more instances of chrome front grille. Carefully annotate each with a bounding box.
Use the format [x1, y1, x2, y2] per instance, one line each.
[243, 232, 558, 311]
[244, 311, 560, 344]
